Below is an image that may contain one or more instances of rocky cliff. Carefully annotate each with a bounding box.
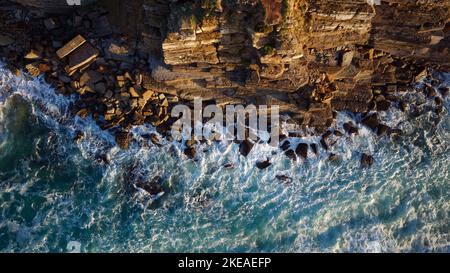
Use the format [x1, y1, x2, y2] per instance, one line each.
[3, 0, 450, 133]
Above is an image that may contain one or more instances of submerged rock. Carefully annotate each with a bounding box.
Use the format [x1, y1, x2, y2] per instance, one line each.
[275, 175, 292, 184]
[361, 153, 374, 168]
[256, 160, 272, 170]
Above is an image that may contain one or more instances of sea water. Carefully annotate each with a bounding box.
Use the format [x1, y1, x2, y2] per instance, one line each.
[0, 63, 448, 252]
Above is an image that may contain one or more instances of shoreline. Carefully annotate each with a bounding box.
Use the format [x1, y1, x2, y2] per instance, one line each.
[0, 0, 449, 170]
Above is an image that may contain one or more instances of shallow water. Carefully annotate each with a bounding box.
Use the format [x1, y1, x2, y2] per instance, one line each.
[0, 64, 448, 252]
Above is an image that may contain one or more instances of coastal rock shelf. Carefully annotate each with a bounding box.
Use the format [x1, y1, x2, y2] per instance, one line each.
[0, 0, 449, 162]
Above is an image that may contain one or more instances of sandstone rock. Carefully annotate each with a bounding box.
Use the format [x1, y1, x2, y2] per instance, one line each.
[66, 43, 99, 74]
[56, 35, 86, 59]
[24, 49, 41, 59]
[115, 131, 131, 149]
[80, 70, 102, 86]
[361, 113, 379, 131]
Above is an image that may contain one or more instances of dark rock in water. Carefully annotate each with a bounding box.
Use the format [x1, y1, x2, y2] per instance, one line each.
[73, 131, 84, 142]
[334, 130, 344, 137]
[256, 159, 272, 169]
[322, 130, 333, 140]
[285, 149, 297, 162]
[115, 131, 131, 149]
[361, 153, 374, 168]
[399, 101, 409, 112]
[185, 139, 198, 148]
[362, 113, 379, 131]
[376, 100, 391, 111]
[425, 86, 437, 98]
[295, 143, 308, 159]
[320, 138, 329, 151]
[438, 86, 449, 97]
[223, 163, 235, 169]
[310, 143, 318, 155]
[150, 133, 160, 146]
[434, 106, 443, 115]
[275, 175, 292, 184]
[280, 140, 291, 151]
[96, 154, 109, 164]
[239, 139, 254, 157]
[389, 128, 402, 142]
[343, 122, 358, 135]
[328, 153, 340, 162]
[434, 97, 443, 105]
[377, 124, 390, 137]
[184, 146, 196, 159]
[135, 176, 164, 196]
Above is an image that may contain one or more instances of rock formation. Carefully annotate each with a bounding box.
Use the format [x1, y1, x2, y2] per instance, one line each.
[2, 0, 449, 136]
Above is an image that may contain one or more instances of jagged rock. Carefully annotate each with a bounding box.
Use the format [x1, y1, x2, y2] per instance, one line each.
[284, 149, 296, 162]
[80, 70, 102, 86]
[295, 143, 308, 160]
[275, 175, 292, 184]
[66, 43, 99, 74]
[362, 113, 379, 132]
[343, 122, 359, 135]
[361, 153, 374, 168]
[184, 147, 196, 159]
[135, 176, 164, 196]
[115, 131, 131, 149]
[310, 143, 318, 155]
[239, 139, 254, 157]
[377, 124, 390, 137]
[256, 160, 272, 170]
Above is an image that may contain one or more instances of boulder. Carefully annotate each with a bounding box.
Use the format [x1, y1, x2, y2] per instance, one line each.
[295, 143, 308, 160]
[115, 131, 131, 149]
[361, 153, 374, 168]
[256, 159, 272, 169]
[239, 139, 254, 157]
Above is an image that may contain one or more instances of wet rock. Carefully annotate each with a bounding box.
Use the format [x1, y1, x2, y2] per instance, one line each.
[256, 159, 272, 169]
[310, 143, 318, 155]
[361, 153, 374, 168]
[239, 139, 254, 157]
[275, 175, 292, 184]
[334, 130, 344, 137]
[343, 122, 358, 135]
[284, 149, 297, 162]
[135, 176, 164, 196]
[150, 133, 160, 146]
[115, 131, 131, 149]
[377, 124, 390, 137]
[320, 138, 329, 151]
[438, 87, 448, 97]
[361, 113, 379, 131]
[295, 143, 308, 160]
[389, 128, 402, 142]
[184, 146, 196, 159]
[328, 153, 340, 163]
[399, 101, 409, 112]
[280, 140, 290, 151]
[223, 163, 235, 169]
[425, 86, 437, 98]
[73, 131, 84, 142]
[376, 100, 391, 111]
[434, 97, 443, 106]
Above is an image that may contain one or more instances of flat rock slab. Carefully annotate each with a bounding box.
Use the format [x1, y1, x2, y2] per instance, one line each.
[56, 35, 86, 59]
[66, 42, 99, 74]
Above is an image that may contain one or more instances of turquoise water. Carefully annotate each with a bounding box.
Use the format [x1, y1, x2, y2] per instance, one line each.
[0, 64, 449, 252]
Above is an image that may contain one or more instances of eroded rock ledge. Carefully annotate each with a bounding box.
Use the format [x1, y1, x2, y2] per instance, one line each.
[1, 0, 449, 159]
